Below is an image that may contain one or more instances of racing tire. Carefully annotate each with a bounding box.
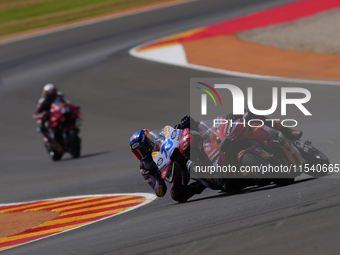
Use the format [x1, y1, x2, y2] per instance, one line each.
[302, 148, 329, 178]
[68, 129, 81, 158]
[50, 150, 63, 161]
[45, 142, 62, 161]
[240, 151, 295, 186]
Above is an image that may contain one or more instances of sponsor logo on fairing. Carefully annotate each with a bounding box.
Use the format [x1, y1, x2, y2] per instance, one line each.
[157, 158, 163, 166]
[171, 130, 176, 139]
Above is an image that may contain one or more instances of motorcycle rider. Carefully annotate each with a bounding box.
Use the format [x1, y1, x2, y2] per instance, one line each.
[130, 110, 302, 201]
[34, 83, 71, 141]
[129, 127, 206, 203]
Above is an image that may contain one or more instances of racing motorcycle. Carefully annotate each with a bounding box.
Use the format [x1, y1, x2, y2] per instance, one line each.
[150, 125, 226, 192]
[203, 116, 330, 187]
[151, 117, 330, 194]
[36, 97, 82, 161]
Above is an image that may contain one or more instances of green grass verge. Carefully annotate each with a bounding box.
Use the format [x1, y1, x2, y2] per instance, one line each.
[0, 0, 174, 36]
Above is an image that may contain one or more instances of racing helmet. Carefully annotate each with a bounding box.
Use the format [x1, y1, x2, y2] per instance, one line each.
[130, 129, 164, 160]
[130, 129, 151, 160]
[42, 83, 57, 98]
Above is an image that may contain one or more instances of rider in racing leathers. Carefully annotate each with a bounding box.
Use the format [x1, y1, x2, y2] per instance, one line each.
[34, 83, 70, 141]
[129, 123, 207, 203]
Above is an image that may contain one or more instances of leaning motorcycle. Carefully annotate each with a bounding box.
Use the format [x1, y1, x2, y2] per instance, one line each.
[35, 97, 82, 161]
[202, 116, 330, 187]
[150, 125, 226, 191]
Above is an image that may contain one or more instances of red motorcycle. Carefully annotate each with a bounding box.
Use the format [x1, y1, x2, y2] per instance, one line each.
[199, 116, 329, 189]
[37, 96, 82, 161]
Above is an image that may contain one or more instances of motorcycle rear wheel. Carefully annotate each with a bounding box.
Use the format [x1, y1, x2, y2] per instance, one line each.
[240, 151, 295, 186]
[68, 129, 81, 158]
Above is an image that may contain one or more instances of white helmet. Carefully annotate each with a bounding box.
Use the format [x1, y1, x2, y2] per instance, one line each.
[42, 83, 57, 97]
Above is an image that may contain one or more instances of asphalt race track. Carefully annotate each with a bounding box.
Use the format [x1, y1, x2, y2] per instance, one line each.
[1, 0, 340, 254]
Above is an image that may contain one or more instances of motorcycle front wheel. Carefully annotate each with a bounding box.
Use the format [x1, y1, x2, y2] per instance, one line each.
[303, 147, 329, 178]
[294, 140, 330, 178]
[45, 142, 63, 161]
[50, 150, 63, 161]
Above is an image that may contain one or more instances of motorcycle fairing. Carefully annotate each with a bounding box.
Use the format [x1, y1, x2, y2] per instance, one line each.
[151, 126, 183, 183]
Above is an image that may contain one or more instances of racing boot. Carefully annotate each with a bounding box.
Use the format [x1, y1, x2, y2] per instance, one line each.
[37, 123, 48, 134]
